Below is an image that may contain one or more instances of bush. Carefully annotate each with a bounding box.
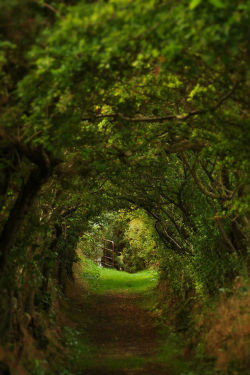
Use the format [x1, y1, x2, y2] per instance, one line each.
[204, 277, 250, 373]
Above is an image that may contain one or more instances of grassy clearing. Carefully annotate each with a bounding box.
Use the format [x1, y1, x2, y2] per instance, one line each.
[80, 255, 158, 294]
[96, 267, 158, 294]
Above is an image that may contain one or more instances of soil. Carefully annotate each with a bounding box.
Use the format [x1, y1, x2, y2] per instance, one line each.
[63, 278, 169, 375]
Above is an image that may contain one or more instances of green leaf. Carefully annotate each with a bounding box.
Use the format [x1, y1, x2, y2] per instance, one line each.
[189, 0, 202, 10]
[208, 0, 225, 8]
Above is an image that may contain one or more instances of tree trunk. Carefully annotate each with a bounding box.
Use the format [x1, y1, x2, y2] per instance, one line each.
[0, 167, 50, 273]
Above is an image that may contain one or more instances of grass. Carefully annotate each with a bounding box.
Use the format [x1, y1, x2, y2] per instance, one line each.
[50, 256, 161, 374]
[75, 258, 202, 374]
[97, 267, 158, 293]
[80, 255, 158, 294]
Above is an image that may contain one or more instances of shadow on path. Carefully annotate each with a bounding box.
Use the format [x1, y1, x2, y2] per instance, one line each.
[64, 277, 171, 375]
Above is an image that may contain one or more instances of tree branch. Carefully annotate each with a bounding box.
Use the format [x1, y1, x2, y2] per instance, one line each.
[81, 81, 241, 123]
[164, 139, 205, 153]
[214, 214, 237, 253]
[36, 1, 58, 15]
[181, 153, 222, 200]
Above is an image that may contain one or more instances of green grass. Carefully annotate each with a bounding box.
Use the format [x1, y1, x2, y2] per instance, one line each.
[97, 267, 158, 293]
[80, 256, 158, 294]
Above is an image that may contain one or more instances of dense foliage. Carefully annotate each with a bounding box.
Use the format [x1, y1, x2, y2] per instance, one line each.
[0, 0, 249, 373]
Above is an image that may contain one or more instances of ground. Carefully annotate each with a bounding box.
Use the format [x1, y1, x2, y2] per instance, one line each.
[57, 263, 174, 375]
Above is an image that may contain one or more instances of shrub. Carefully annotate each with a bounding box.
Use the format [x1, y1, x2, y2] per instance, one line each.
[204, 277, 250, 373]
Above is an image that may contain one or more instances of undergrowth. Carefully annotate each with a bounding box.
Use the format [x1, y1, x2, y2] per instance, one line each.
[155, 276, 250, 375]
[203, 277, 250, 374]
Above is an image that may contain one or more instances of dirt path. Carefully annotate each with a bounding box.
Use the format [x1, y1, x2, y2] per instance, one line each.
[85, 293, 156, 357]
[65, 282, 168, 375]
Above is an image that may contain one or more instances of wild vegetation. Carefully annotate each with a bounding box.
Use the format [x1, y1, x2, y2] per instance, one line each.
[0, 0, 249, 374]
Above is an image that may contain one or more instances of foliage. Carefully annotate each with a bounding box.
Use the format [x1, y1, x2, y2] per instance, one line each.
[204, 278, 250, 373]
[122, 210, 158, 272]
[78, 211, 126, 262]
[79, 209, 158, 272]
